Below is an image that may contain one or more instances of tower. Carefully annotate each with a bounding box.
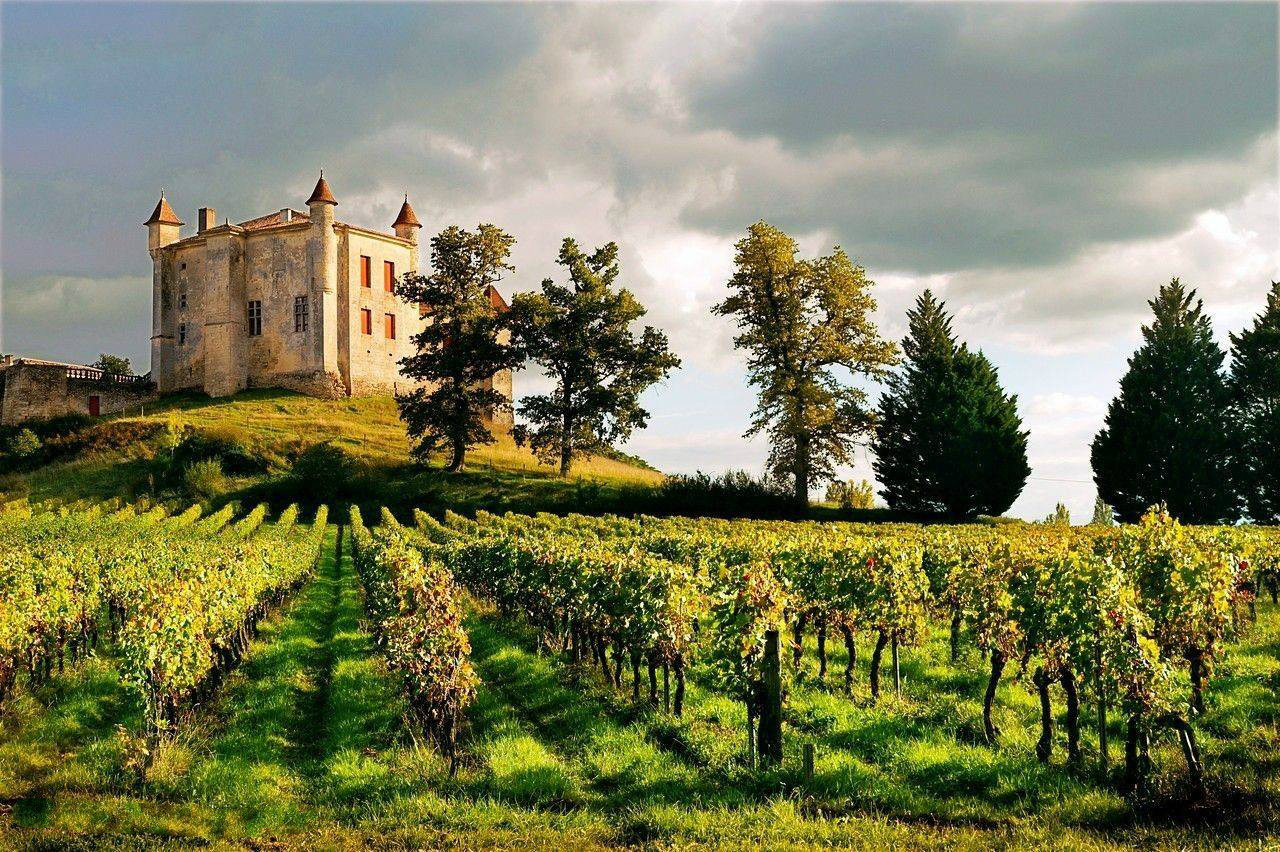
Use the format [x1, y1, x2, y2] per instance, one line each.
[307, 171, 340, 381]
[145, 192, 183, 391]
[393, 195, 422, 274]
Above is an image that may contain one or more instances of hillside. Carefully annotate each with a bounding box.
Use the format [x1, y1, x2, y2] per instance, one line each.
[0, 389, 666, 516]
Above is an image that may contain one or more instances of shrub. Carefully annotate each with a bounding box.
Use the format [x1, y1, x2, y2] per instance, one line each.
[170, 426, 265, 476]
[651, 470, 797, 519]
[5, 429, 42, 460]
[289, 442, 357, 503]
[182, 458, 229, 500]
[45, 421, 164, 457]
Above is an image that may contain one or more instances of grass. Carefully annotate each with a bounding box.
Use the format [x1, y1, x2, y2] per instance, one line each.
[0, 389, 664, 516]
[2, 526, 1276, 849]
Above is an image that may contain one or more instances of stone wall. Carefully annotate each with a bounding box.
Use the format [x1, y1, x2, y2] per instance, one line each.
[0, 362, 156, 426]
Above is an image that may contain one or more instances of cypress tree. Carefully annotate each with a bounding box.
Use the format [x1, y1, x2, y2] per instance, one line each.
[1228, 281, 1280, 524]
[873, 290, 1029, 518]
[1090, 278, 1237, 523]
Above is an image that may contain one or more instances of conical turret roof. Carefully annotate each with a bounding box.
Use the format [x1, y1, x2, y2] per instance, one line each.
[393, 196, 421, 228]
[144, 193, 183, 226]
[306, 171, 337, 206]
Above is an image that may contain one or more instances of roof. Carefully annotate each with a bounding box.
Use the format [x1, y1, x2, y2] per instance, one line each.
[236, 209, 310, 231]
[306, 173, 338, 206]
[144, 195, 183, 226]
[485, 284, 509, 312]
[393, 197, 422, 228]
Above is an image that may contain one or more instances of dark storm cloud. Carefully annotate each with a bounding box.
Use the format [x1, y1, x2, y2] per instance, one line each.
[678, 3, 1276, 271]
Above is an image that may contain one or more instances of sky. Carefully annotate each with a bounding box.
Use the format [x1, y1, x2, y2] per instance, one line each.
[1, 2, 1276, 520]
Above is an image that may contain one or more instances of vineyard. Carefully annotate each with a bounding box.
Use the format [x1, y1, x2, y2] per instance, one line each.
[1, 496, 1278, 849]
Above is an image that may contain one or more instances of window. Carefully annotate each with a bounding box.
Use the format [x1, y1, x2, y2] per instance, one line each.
[384, 260, 395, 292]
[180, 262, 186, 271]
[294, 295, 309, 332]
[360, 255, 372, 288]
[178, 323, 187, 345]
[179, 290, 188, 309]
[247, 300, 262, 336]
[360, 308, 373, 335]
[384, 312, 396, 339]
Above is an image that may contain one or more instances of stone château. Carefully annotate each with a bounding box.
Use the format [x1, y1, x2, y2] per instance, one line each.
[146, 173, 512, 406]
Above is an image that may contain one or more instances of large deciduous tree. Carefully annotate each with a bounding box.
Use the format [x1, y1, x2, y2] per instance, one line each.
[713, 222, 896, 506]
[873, 290, 1029, 518]
[1229, 281, 1280, 523]
[396, 224, 520, 472]
[1090, 278, 1237, 523]
[508, 238, 679, 476]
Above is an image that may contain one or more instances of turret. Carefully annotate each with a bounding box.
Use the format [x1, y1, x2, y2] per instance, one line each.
[306, 171, 340, 382]
[393, 195, 422, 274]
[146, 192, 183, 392]
[145, 191, 183, 253]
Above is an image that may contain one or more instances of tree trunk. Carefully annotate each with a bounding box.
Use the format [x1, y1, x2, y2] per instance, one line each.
[817, 624, 827, 680]
[949, 612, 962, 662]
[1060, 668, 1081, 765]
[1160, 714, 1205, 797]
[447, 438, 466, 472]
[631, 649, 641, 702]
[983, 649, 1006, 744]
[840, 624, 856, 694]
[792, 614, 805, 668]
[793, 432, 810, 507]
[891, 634, 901, 698]
[869, 630, 888, 701]
[1188, 648, 1205, 716]
[647, 651, 659, 707]
[673, 654, 686, 717]
[758, 630, 784, 766]
[560, 405, 574, 476]
[1034, 667, 1053, 763]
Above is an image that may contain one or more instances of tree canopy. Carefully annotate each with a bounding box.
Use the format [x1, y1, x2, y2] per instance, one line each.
[872, 290, 1029, 518]
[1090, 279, 1236, 523]
[713, 222, 896, 505]
[1228, 281, 1280, 523]
[396, 224, 520, 472]
[508, 238, 679, 475]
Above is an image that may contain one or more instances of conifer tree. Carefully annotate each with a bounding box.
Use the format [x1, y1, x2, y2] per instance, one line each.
[396, 224, 520, 472]
[1090, 494, 1116, 526]
[508, 238, 679, 475]
[1228, 281, 1280, 523]
[714, 222, 897, 505]
[1090, 278, 1236, 523]
[873, 290, 1029, 518]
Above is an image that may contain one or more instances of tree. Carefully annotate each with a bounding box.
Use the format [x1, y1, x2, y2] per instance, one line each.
[396, 224, 520, 472]
[1228, 281, 1280, 523]
[1042, 503, 1071, 526]
[873, 290, 1029, 518]
[825, 479, 875, 510]
[93, 354, 132, 376]
[1091, 278, 1237, 523]
[713, 222, 896, 505]
[508, 238, 679, 475]
[1090, 494, 1115, 526]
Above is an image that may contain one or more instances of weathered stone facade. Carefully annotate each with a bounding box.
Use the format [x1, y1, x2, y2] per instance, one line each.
[147, 174, 513, 415]
[0, 357, 156, 426]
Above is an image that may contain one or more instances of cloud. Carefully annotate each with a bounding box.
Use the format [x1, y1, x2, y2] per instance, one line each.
[1, 274, 150, 364]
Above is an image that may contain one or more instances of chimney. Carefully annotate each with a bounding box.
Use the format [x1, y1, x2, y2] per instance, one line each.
[280, 208, 293, 223]
[198, 207, 217, 232]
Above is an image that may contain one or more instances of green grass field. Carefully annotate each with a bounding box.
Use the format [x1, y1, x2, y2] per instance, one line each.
[2, 526, 1276, 850]
[1, 390, 664, 516]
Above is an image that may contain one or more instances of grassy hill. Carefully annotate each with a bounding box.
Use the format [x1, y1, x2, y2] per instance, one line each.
[0, 389, 666, 516]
